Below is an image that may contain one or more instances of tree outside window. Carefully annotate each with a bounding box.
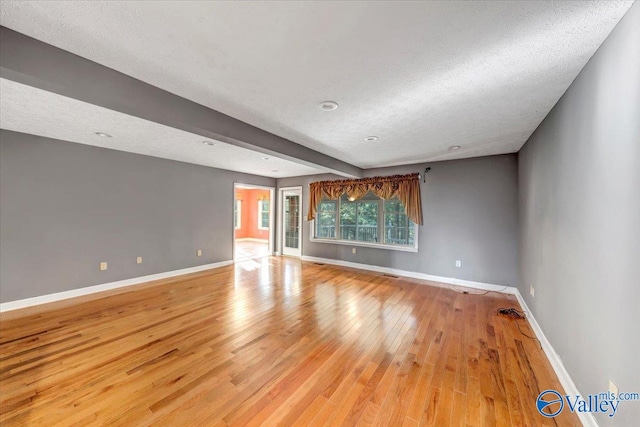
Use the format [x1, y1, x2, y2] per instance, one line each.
[314, 192, 415, 247]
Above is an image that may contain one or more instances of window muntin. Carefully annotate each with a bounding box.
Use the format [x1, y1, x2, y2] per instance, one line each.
[314, 192, 416, 248]
[258, 200, 270, 229]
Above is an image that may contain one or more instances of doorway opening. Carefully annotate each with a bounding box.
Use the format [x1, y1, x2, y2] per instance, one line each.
[234, 184, 274, 261]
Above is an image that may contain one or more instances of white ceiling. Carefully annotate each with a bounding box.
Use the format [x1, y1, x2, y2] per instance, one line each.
[0, 79, 326, 178]
[0, 1, 634, 169]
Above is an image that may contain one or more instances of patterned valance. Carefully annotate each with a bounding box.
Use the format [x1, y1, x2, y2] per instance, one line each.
[307, 173, 423, 225]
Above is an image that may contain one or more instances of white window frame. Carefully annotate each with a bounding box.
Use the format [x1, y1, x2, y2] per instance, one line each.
[257, 200, 270, 230]
[310, 197, 418, 253]
[234, 199, 241, 230]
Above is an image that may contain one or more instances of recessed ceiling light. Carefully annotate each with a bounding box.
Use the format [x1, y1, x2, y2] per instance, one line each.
[319, 101, 338, 111]
[202, 140, 215, 146]
[95, 132, 112, 138]
[449, 145, 461, 151]
[262, 157, 270, 160]
[364, 136, 379, 142]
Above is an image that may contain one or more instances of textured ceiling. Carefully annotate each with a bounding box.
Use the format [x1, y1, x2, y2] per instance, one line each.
[0, 79, 326, 178]
[0, 1, 633, 168]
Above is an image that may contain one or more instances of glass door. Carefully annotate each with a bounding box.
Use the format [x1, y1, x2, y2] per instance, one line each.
[282, 189, 302, 257]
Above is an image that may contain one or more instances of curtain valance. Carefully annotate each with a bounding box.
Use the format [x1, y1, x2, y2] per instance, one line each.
[307, 173, 423, 225]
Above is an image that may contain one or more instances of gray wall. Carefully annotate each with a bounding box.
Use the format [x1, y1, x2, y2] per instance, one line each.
[278, 154, 519, 287]
[518, 4, 640, 426]
[0, 130, 275, 303]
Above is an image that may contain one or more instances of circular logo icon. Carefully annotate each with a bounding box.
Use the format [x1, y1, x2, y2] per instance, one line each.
[537, 390, 564, 417]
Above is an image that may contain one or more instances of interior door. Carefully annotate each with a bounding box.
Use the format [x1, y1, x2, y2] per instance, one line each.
[282, 189, 302, 257]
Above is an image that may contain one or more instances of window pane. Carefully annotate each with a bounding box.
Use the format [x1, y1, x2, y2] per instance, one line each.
[316, 200, 336, 238]
[259, 200, 270, 228]
[356, 201, 378, 242]
[339, 200, 356, 240]
[339, 202, 356, 225]
[338, 195, 379, 243]
[319, 202, 334, 213]
[383, 197, 414, 245]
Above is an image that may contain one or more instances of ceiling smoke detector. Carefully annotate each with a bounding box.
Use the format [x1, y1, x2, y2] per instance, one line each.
[95, 132, 112, 138]
[449, 145, 461, 151]
[202, 140, 215, 146]
[319, 101, 338, 111]
[364, 136, 379, 142]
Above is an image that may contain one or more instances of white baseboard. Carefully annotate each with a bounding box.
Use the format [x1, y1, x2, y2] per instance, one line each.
[513, 291, 597, 427]
[0, 260, 233, 313]
[302, 255, 594, 426]
[301, 256, 515, 294]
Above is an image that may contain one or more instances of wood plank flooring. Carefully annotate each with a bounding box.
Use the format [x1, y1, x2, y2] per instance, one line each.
[0, 257, 579, 426]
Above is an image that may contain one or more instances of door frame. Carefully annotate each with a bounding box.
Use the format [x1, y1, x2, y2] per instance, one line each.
[279, 186, 302, 257]
[233, 183, 276, 261]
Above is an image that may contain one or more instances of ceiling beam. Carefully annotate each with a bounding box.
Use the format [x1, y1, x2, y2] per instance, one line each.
[0, 27, 363, 178]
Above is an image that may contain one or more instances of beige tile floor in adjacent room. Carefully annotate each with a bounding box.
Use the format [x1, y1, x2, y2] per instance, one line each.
[235, 239, 270, 261]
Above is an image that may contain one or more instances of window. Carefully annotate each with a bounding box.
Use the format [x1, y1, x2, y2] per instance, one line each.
[383, 199, 415, 245]
[258, 200, 270, 229]
[313, 192, 417, 250]
[339, 198, 379, 242]
[234, 200, 241, 230]
[316, 200, 337, 239]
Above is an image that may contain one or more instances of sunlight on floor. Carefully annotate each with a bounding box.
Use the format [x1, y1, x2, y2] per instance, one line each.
[235, 240, 270, 261]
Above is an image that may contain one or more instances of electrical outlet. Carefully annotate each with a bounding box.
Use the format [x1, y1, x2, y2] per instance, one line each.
[137, 256, 143, 264]
[455, 260, 462, 268]
[352, 248, 356, 254]
[530, 285, 535, 297]
[197, 249, 202, 257]
[99, 262, 108, 271]
[609, 380, 619, 396]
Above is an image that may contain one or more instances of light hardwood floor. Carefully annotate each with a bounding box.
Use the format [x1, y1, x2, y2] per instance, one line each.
[0, 257, 578, 426]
